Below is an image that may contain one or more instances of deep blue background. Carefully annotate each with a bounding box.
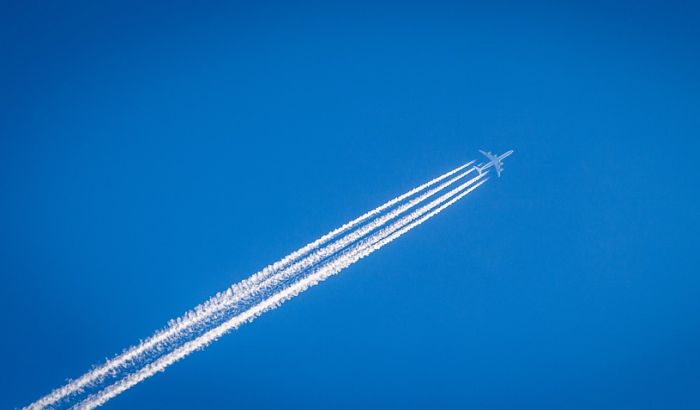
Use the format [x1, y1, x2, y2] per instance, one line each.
[2, 1, 699, 408]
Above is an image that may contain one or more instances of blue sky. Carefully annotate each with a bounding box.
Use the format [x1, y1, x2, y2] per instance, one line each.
[2, 1, 699, 408]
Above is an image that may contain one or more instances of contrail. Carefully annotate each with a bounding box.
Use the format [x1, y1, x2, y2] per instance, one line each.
[25, 161, 475, 409]
[178, 166, 481, 330]
[73, 173, 489, 410]
[171, 169, 485, 345]
[25, 149, 515, 409]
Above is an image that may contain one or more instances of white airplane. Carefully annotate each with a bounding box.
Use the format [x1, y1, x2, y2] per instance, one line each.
[475, 149, 514, 177]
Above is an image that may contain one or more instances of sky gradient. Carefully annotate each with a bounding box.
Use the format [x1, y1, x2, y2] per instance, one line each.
[2, 1, 699, 409]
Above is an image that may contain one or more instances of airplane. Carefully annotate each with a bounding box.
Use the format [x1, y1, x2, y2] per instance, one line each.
[475, 149, 514, 177]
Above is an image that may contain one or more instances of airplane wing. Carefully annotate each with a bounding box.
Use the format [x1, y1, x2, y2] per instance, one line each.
[479, 150, 503, 177]
[479, 150, 497, 162]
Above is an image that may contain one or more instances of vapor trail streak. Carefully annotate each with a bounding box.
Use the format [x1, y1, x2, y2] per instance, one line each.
[182, 166, 480, 329]
[25, 161, 473, 410]
[73, 174, 489, 409]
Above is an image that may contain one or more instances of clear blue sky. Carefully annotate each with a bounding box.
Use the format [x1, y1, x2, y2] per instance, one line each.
[2, 1, 699, 408]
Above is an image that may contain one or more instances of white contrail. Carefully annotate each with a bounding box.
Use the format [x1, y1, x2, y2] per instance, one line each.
[176, 166, 480, 330]
[73, 173, 489, 409]
[25, 161, 474, 410]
